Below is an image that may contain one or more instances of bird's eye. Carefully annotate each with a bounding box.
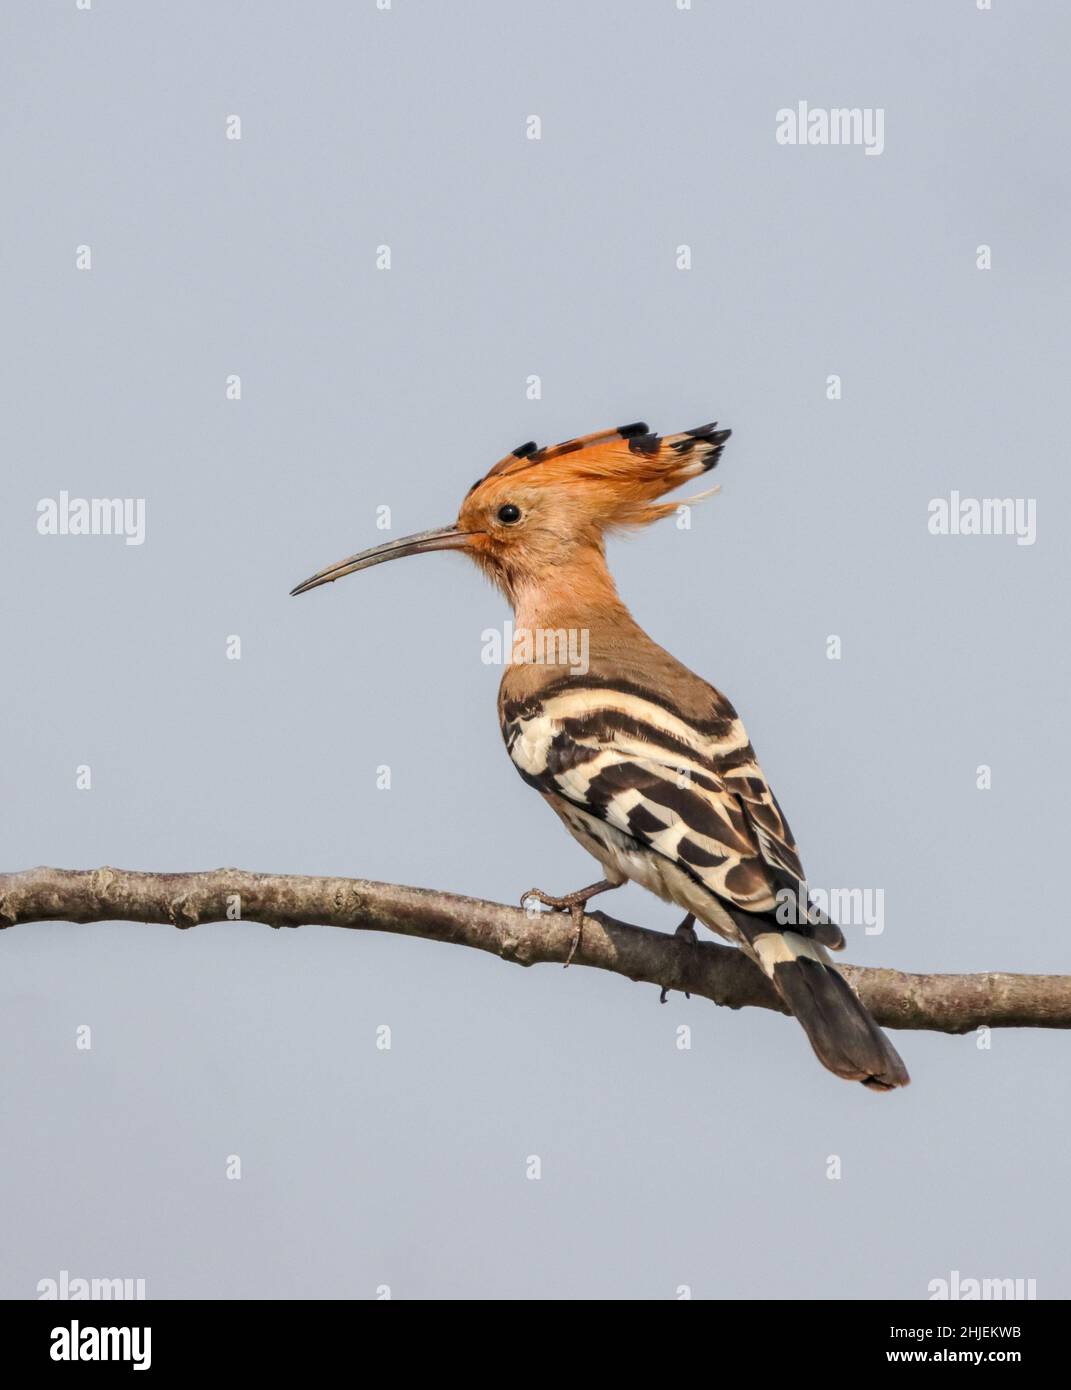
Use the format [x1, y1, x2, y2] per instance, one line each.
[497, 503, 522, 524]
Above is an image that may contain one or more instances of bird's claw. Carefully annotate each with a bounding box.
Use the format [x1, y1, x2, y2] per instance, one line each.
[660, 913, 698, 1002]
[520, 886, 593, 968]
[674, 914, 699, 947]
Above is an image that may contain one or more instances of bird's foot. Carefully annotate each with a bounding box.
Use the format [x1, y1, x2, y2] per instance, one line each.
[674, 913, 699, 946]
[660, 913, 698, 1003]
[521, 879, 618, 968]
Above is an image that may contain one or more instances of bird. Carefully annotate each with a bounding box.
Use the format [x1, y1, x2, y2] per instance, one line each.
[291, 421, 910, 1091]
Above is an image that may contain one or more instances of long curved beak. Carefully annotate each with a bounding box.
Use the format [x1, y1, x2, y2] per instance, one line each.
[290, 525, 478, 596]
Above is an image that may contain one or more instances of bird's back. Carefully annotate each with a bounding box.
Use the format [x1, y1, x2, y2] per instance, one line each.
[498, 615, 810, 922]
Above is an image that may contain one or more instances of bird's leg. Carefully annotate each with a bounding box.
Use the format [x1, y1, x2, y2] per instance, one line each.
[661, 913, 698, 1003]
[520, 878, 620, 968]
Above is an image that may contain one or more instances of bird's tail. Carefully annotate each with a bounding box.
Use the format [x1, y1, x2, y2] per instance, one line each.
[728, 911, 910, 1091]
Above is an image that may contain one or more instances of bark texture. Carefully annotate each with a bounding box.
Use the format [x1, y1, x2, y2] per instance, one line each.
[1, 866, 1068, 1034]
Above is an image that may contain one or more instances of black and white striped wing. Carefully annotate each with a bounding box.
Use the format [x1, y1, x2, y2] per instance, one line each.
[503, 685, 806, 919]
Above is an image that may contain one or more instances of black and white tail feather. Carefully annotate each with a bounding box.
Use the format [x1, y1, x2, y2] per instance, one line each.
[726, 908, 910, 1092]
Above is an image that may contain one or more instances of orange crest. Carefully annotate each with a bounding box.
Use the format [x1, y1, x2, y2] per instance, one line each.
[465, 421, 729, 532]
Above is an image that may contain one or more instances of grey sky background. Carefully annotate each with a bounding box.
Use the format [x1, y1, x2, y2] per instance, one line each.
[2, 0, 1068, 1299]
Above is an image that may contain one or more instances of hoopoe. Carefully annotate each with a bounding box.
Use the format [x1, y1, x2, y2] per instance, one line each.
[292, 421, 910, 1091]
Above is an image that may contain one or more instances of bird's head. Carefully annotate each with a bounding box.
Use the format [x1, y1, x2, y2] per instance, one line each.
[290, 421, 730, 602]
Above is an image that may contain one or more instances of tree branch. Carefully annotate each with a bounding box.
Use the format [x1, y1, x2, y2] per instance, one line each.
[1, 866, 1068, 1034]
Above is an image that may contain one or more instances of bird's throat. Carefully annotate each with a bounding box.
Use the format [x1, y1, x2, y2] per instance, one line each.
[509, 548, 630, 637]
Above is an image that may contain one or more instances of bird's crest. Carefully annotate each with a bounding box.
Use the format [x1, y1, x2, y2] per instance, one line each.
[470, 421, 730, 529]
